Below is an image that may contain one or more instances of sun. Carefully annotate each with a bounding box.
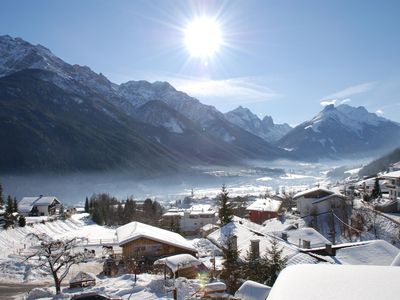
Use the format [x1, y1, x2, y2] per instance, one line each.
[184, 16, 222, 58]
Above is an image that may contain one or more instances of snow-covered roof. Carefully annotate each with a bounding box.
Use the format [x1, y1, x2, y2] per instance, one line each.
[200, 224, 219, 233]
[293, 187, 334, 199]
[204, 282, 226, 293]
[391, 252, 400, 266]
[154, 254, 201, 272]
[18, 196, 60, 213]
[381, 170, 400, 179]
[163, 211, 184, 217]
[246, 198, 282, 212]
[163, 205, 216, 218]
[234, 280, 271, 300]
[207, 217, 298, 260]
[286, 252, 321, 266]
[311, 193, 346, 204]
[190, 204, 214, 212]
[335, 240, 400, 266]
[116, 221, 196, 252]
[69, 271, 96, 284]
[267, 264, 400, 300]
[262, 215, 305, 233]
[274, 228, 331, 249]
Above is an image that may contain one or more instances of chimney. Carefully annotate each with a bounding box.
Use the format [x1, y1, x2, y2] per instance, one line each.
[281, 231, 288, 241]
[302, 239, 311, 249]
[250, 239, 260, 258]
[325, 243, 335, 256]
[229, 235, 237, 251]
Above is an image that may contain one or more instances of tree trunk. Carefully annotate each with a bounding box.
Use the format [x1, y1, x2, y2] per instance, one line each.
[53, 272, 61, 294]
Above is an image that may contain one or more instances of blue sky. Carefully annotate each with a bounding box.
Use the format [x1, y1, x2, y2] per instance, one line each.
[1, 0, 400, 125]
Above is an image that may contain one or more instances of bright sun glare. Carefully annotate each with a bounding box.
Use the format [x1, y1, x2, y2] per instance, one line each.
[184, 16, 222, 58]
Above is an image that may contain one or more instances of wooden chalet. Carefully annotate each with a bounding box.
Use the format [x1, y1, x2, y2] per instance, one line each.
[116, 221, 197, 264]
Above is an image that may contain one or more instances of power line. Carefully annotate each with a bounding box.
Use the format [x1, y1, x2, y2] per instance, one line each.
[332, 212, 361, 233]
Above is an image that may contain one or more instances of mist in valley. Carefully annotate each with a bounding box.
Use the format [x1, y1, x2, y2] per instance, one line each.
[0, 158, 371, 206]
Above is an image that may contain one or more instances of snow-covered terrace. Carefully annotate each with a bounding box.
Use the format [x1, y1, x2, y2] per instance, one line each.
[267, 264, 400, 300]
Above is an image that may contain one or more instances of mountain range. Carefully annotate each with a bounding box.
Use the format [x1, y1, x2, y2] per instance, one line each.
[0, 35, 286, 174]
[278, 104, 400, 159]
[0, 35, 399, 173]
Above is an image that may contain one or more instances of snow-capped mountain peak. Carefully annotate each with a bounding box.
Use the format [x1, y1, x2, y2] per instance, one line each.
[225, 106, 292, 143]
[309, 104, 389, 134]
[0, 35, 115, 95]
[279, 104, 400, 159]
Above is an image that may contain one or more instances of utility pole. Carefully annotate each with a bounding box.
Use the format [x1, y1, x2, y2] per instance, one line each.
[331, 209, 336, 245]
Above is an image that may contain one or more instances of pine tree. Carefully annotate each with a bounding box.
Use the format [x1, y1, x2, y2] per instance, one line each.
[220, 235, 242, 293]
[84, 197, 89, 213]
[0, 183, 4, 208]
[263, 238, 287, 286]
[19, 215, 26, 227]
[243, 248, 266, 283]
[6, 195, 13, 214]
[218, 184, 234, 226]
[116, 202, 124, 225]
[371, 178, 382, 199]
[13, 197, 18, 213]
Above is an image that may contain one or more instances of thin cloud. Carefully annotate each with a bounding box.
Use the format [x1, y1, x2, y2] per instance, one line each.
[376, 109, 384, 115]
[322, 82, 377, 101]
[168, 76, 282, 105]
[320, 99, 336, 106]
[339, 98, 351, 104]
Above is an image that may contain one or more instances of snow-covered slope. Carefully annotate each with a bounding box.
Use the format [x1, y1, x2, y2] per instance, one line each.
[225, 106, 292, 143]
[278, 104, 400, 159]
[0, 35, 116, 96]
[0, 214, 116, 258]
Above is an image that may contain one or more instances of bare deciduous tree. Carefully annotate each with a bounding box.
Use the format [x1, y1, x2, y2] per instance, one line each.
[26, 233, 86, 294]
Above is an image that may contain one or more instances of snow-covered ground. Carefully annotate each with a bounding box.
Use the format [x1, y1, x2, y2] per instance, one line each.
[0, 214, 116, 259]
[0, 214, 118, 286]
[25, 274, 203, 300]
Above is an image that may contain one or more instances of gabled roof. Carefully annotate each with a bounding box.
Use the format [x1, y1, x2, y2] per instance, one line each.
[311, 193, 346, 204]
[69, 271, 96, 283]
[207, 217, 298, 260]
[18, 196, 60, 213]
[273, 227, 331, 249]
[116, 221, 196, 252]
[154, 254, 201, 272]
[293, 187, 334, 199]
[246, 198, 282, 212]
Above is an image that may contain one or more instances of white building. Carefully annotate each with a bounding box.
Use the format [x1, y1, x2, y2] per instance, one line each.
[18, 195, 61, 216]
[161, 204, 217, 234]
[380, 170, 400, 210]
[293, 187, 346, 218]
